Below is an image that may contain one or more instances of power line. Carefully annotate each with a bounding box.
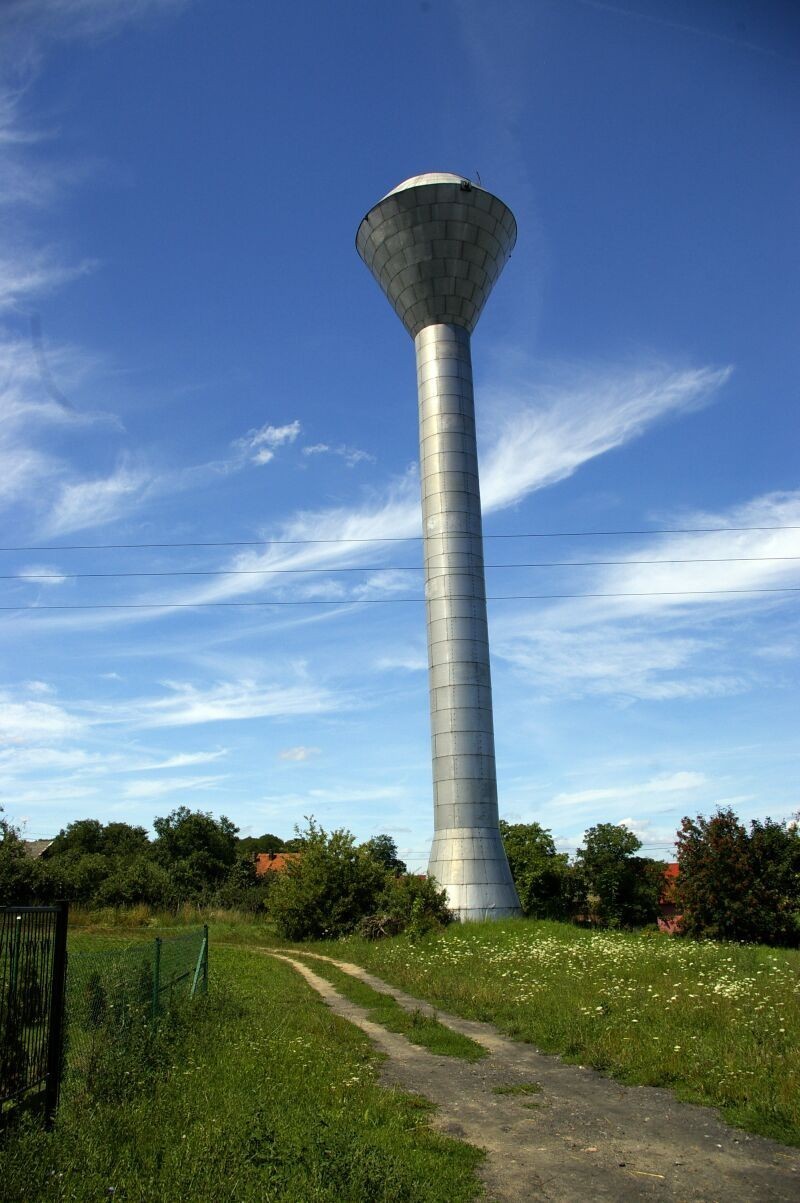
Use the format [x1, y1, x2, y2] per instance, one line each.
[1, 524, 798, 553]
[2, 586, 799, 611]
[7, 554, 800, 581]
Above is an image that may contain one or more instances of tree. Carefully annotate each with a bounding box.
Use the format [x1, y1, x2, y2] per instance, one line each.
[49, 819, 105, 857]
[359, 834, 407, 875]
[236, 832, 285, 857]
[676, 808, 800, 945]
[576, 823, 662, 928]
[214, 855, 275, 914]
[94, 857, 171, 908]
[0, 808, 37, 904]
[269, 818, 387, 940]
[499, 821, 573, 918]
[152, 806, 238, 899]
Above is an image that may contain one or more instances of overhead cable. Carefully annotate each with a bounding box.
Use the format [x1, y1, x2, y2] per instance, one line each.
[6, 554, 800, 581]
[1, 523, 798, 553]
[2, 585, 799, 611]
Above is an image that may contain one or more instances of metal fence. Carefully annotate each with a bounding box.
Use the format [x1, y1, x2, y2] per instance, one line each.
[1, 916, 208, 1123]
[65, 927, 208, 1081]
[0, 903, 68, 1124]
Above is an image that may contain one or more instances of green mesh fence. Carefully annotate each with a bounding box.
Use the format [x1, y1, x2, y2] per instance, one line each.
[64, 927, 208, 1085]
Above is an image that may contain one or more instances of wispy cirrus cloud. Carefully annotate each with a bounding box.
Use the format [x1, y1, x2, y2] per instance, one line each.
[0, 0, 189, 45]
[125, 749, 229, 771]
[551, 770, 707, 808]
[122, 774, 223, 799]
[478, 361, 732, 513]
[494, 490, 800, 702]
[160, 359, 730, 611]
[123, 677, 346, 729]
[302, 442, 375, 467]
[233, 420, 301, 465]
[11, 356, 736, 629]
[42, 459, 153, 536]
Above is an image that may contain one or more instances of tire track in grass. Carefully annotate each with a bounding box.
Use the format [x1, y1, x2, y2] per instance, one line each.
[270, 952, 800, 1203]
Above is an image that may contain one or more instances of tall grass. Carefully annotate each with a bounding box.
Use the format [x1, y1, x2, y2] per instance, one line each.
[321, 919, 800, 1146]
[0, 945, 483, 1202]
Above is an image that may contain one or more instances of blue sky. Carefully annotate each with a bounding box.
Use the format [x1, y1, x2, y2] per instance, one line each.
[1, 0, 798, 867]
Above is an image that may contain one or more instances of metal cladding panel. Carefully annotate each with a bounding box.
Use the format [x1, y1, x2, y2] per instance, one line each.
[357, 174, 521, 922]
[430, 706, 494, 737]
[433, 729, 495, 758]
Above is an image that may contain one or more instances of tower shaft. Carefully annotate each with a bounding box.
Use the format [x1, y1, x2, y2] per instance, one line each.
[417, 324, 519, 918]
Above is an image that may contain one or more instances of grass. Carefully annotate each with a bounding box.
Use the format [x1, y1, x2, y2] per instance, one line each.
[296, 955, 486, 1061]
[491, 1083, 541, 1096]
[54, 909, 800, 1146]
[0, 943, 483, 1202]
[311, 919, 800, 1146]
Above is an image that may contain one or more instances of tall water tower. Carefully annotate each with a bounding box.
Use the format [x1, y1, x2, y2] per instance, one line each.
[357, 173, 521, 920]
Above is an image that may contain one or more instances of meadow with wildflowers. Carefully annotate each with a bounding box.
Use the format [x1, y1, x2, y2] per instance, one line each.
[321, 920, 800, 1145]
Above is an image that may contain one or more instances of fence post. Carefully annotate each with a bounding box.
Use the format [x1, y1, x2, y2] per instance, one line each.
[8, 913, 21, 999]
[190, 926, 209, 999]
[151, 936, 162, 1020]
[44, 900, 68, 1128]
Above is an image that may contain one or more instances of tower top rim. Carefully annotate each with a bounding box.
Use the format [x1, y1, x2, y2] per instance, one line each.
[380, 172, 471, 200]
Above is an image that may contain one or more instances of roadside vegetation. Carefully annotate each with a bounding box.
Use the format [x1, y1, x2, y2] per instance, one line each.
[0, 945, 483, 1202]
[3, 805, 798, 946]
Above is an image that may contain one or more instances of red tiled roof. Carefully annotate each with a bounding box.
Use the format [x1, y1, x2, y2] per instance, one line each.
[254, 851, 302, 875]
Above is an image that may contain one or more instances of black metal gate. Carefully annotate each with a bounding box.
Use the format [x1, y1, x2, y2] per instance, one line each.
[0, 902, 68, 1125]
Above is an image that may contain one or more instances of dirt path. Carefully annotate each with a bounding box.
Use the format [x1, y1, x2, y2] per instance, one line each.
[268, 951, 798, 1203]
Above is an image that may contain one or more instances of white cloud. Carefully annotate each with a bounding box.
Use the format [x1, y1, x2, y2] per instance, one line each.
[303, 442, 375, 467]
[279, 746, 320, 762]
[0, 1, 189, 45]
[43, 461, 152, 536]
[25, 679, 55, 694]
[0, 694, 85, 743]
[0, 745, 101, 773]
[122, 774, 223, 799]
[125, 678, 345, 728]
[494, 490, 800, 701]
[126, 749, 229, 771]
[353, 569, 415, 600]
[18, 565, 67, 586]
[551, 771, 707, 808]
[374, 652, 427, 672]
[233, 420, 301, 466]
[478, 362, 732, 514]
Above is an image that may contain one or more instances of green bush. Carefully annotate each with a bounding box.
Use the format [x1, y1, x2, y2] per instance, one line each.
[269, 819, 387, 940]
[358, 874, 453, 939]
[499, 820, 575, 919]
[677, 808, 800, 945]
[575, 823, 663, 928]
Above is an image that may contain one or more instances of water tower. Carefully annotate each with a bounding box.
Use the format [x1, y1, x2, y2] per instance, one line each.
[357, 173, 521, 920]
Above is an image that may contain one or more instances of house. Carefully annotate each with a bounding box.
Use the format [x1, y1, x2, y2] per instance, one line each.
[254, 851, 302, 876]
[21, 839, 54, 860]
[658, 863, 682, 933]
